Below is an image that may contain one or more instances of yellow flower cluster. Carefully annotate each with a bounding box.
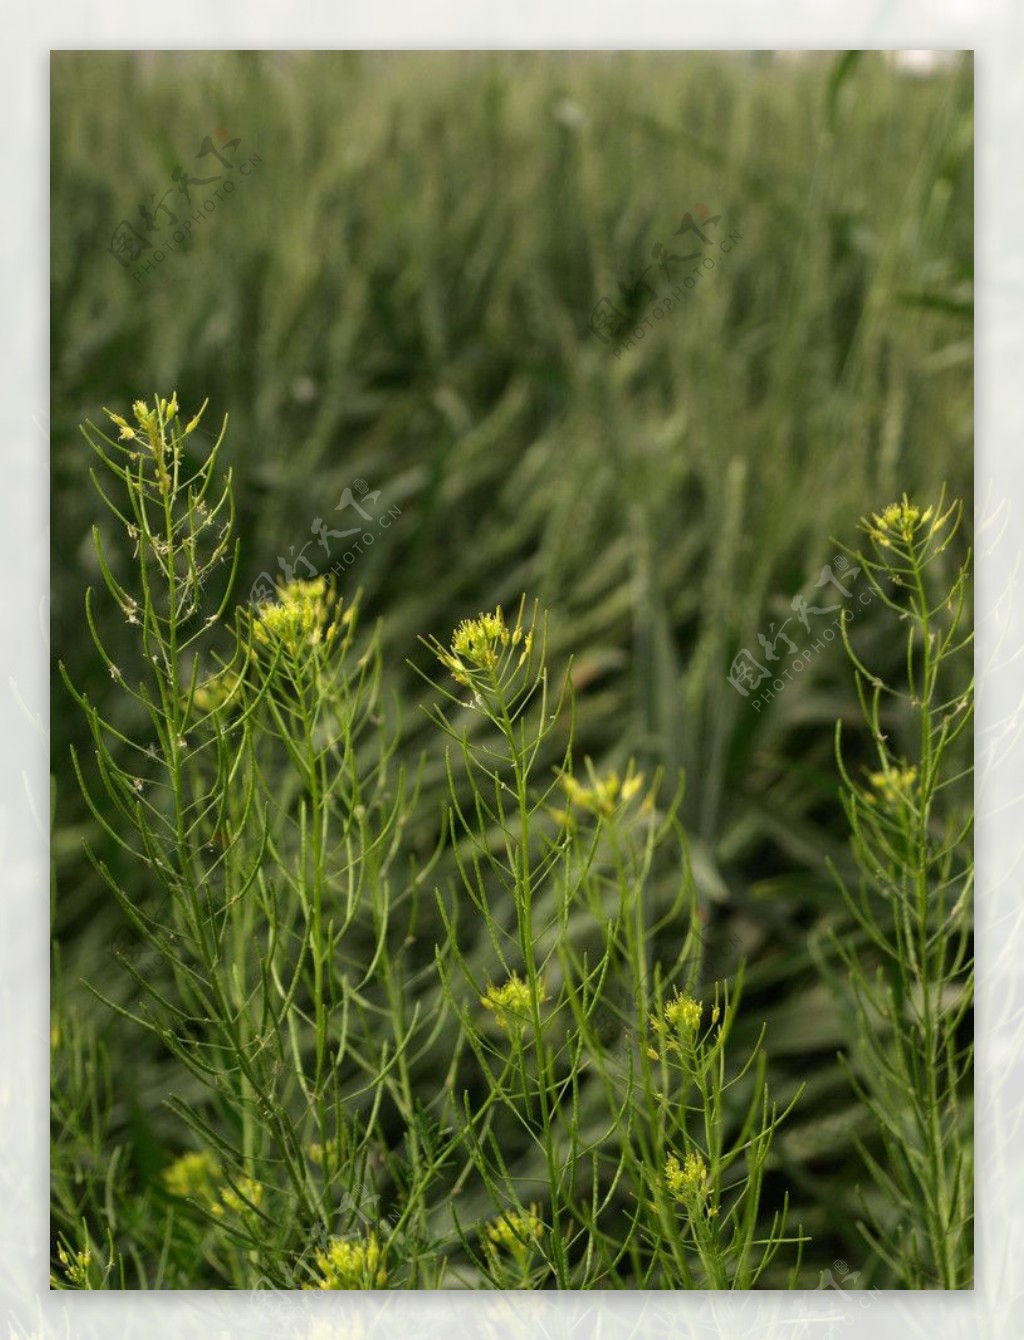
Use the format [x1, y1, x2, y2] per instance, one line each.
[435, 605, 532, 687]
[104, 394, 208, 496]
[161, 1151, 263, 1218]
[105, 392, 206, 443]
[863, 495, 955, 548]
[665, 1150, 714, 1211]
[211, 1176, 264, 1218]
[484, 1205, 545, 1267]
[662, 992, 703, 1033]
[453, 609, 511, 666]
[560, 767, 645, 818]
[309, 1232, 387, 1289]
[161, 1150, 220, 1201]
[53, 1241, 92, 1288]
[647, 991, 703, 1060]
[865, 764, 918, 808]
[251, 578, 349, 657]
[481, 972, 545, 1031]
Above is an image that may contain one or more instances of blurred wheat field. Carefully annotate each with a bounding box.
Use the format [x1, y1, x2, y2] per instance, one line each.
[50, 50, 973, 1289]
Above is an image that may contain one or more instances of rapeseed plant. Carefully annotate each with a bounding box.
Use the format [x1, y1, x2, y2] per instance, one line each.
[821, 490, 974, 1288]
[426, 599, 806, 1288]
[641, 979, 804, 1287]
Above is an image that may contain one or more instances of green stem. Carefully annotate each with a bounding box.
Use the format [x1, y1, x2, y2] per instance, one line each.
[494, 683, 570, 1288]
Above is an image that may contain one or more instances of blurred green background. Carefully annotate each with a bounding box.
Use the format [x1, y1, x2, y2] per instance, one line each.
[50, 50, 973, 1286]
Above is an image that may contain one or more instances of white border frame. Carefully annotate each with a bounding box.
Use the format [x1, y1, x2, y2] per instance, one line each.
[8, 5, 1018, 1336]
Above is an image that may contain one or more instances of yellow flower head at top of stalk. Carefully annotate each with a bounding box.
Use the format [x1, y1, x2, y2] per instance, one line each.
[434, 603, 532, 688]
[481, 971, 546, 1032]
[250, 577, 351, 657]
[647, 991, 702, 1060]
[862, 494, 957, 549]
[102, 393, 207, 494]
[651, 990, 702, 1036]
[105, 392, 206, 441]
[308, 1232, 387, 1289]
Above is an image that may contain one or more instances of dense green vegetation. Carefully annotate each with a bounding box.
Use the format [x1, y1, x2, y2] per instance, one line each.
[50, 50, 973, 1290]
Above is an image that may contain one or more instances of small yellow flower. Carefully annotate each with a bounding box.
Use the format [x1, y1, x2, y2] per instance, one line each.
[453, 609, 509, 665]
[563, 770, 618, 814]
[481, 972, 546, 1032]
[866, 497, 927, 546]
[649, 991, 703, 1057]
[864, 764, 918, 808]
[103, 395, 190, 490]
[862, 494, 956, 549]
[560, 763, 645, 818]
[164, 1153, 261, 1218]
[250, 578, 349, 658]
[184, 398, 209, 435]
[217, 1176, 264, 1216]
[484, 1205, 545, 1268]
[664, 992, 702, 1033]
[104, 409, 136, 441]
[55, 1241, 93, 1288]
[435, 606, 512, 685]
[430, 602, 535, 693]
[665, 1149, 712, 1210]
[309, 1232, 386, 1289]
[162, 1150, 221, 1202]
